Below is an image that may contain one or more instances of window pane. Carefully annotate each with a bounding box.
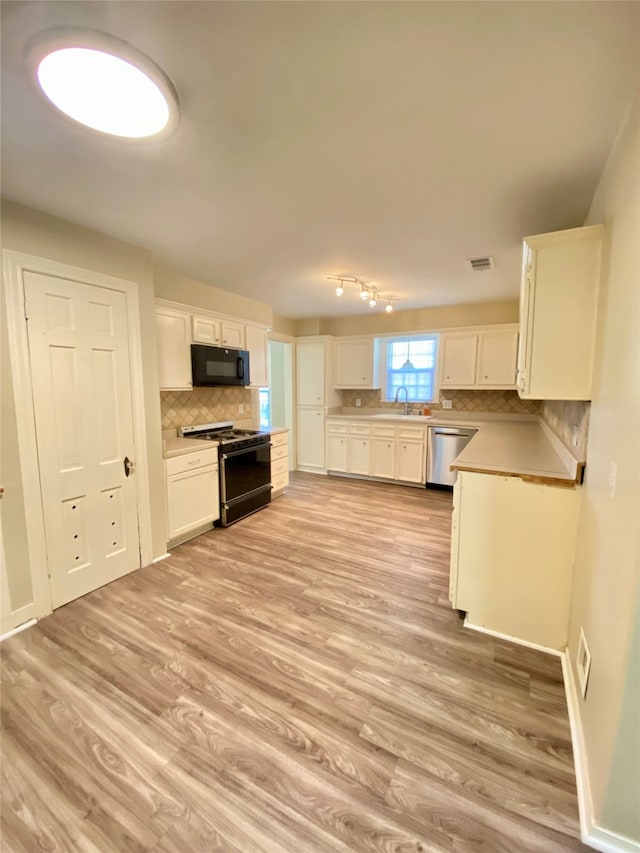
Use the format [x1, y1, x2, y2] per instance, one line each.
[385, 335, 438, 402]
[259, 388, 270, 428]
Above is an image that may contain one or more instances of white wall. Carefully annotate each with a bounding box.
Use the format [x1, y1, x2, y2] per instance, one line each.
[568, 99, 639, 840]
[0, 200, 275, 630]
[1, 201, 166, 630]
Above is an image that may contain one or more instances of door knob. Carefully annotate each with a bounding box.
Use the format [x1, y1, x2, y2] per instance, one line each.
[123, 456, 135, 477]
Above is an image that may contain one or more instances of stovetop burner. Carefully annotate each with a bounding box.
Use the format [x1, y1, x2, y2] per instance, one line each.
[179, 421, 269, 449]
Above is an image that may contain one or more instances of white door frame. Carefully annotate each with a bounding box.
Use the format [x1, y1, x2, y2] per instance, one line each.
[2, 250, 153, 620]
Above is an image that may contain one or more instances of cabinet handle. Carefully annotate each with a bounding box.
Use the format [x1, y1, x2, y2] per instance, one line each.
[188, 458, 201, 465]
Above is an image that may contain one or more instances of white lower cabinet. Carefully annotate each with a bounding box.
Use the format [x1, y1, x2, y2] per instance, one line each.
[166, 449, 220, 545]
[347, 436, 370, 476]
[296, 407, 326, 470]
[326, 420, 426, 485]
[450, 471, 581, 649]
[270, 431, 290, 497]
[395, 428, 426, 484]
[326, 427, 348, 472]
[370, 436, 396, 480]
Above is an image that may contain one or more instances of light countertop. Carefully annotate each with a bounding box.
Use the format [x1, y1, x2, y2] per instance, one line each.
[325, 411, 581, 485]
[162, 426, 289, 459]
[450, 420, 581, 485]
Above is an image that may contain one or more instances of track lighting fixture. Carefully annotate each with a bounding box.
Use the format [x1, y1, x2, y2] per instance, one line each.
[325, 275, 400, 312]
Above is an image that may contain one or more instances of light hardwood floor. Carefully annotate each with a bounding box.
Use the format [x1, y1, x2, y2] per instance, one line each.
[1, 472, 589, 852]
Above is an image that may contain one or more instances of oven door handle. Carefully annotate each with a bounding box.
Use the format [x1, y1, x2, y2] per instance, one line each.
[221, 443, 272, 461]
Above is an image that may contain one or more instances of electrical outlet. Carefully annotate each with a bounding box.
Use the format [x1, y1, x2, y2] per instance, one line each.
[608, 462, 617, 498]
[238, 403, 245, 415]
[441, 398, 453, 410]
[355, 398, 361, 408]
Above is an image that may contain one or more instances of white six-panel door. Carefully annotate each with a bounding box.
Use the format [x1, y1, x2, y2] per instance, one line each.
[24, 271, 141, 608]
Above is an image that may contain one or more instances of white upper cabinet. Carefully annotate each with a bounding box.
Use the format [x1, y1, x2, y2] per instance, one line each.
[155, 299, 270, 393]
[296, 337, 340, 407]
[518, 225, 603, 400]
[220, 320, 245, 349]
[477, 329, 519, 387]
[440, 333, 477, 388]
[245, 325, 268, 388]
[335, 338, 380, 389]
[192, 315, 221, 345]
[440, 326, 519, 390]
[156, 307, 192, 390]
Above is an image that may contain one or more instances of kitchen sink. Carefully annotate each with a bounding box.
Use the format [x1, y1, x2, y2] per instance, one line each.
[370, 414, 434, 421]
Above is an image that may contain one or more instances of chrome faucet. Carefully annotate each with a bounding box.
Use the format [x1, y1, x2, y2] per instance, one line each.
[394, 385, 411, 415]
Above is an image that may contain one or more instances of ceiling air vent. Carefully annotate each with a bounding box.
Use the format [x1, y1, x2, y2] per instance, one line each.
[466, 256, 494, 272]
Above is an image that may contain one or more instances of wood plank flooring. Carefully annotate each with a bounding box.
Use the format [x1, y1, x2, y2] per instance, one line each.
[1, 472, 589, 852]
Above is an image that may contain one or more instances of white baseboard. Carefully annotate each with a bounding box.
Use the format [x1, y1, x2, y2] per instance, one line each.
[152, 552, 171, 564]
[463, 617, 562, 656]
[0, 617, 37, 642]
[562, 650, 640, 853]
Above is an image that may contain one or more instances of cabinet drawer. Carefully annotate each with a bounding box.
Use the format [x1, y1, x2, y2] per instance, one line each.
[271, 443, 288, 462]
[397, 426, 425, 441]
[271, 457, 289, 478]
[166, 448, 218, 476]
[327, 421, 348, 434]
[372, 425, 396, 438]
[272, 473, 289, 493]
[271, 431, 289, 448]
[348, 423, 371, 436]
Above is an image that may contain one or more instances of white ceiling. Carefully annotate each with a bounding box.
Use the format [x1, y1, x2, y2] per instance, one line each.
[2, 2, 638, 319]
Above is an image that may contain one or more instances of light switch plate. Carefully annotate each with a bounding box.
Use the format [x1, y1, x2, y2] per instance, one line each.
[608, 462, 617, 498]
[442, 399, 453, 409]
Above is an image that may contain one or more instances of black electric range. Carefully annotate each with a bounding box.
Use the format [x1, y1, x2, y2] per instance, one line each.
[180, 422, 271, 526]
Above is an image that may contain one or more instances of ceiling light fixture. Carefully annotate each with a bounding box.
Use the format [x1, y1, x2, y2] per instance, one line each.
[25, 28, 180, 140]
[325, 275, 400, 312]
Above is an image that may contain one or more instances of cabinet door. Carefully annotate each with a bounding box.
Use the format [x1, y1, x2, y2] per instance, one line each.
[348, 437, 370, 476]
[517, 246, 534, 394]
[296, 407, 325, 469]
[440, 334, 478, 387]
[166, 465, 219, 539]
[296, 341, 326, 406]
[370, 437, 396, 479]
[245, 325, 268, 387]
[521, 231, 602, 400]
[221, 321, 245, 348]
[396, 440, 425, 484]
[156, 308, 192, 390]
[192, 315, 221, 345]
[335, 339, 378, 388]
[327, 434, 348, 472]
[449, 477, 461, 605]
[477, 330, 518, 387]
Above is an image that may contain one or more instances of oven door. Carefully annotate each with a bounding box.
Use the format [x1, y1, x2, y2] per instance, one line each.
[219, 443, 271, 525]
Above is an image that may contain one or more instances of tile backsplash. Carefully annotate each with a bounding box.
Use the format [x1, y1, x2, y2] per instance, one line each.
[542, 400, 590, 460]
[160, 387, 253, 430]
[340, 389, 541, 415]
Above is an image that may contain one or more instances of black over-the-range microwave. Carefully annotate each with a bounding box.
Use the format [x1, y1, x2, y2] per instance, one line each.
[191, 344, 251, 387]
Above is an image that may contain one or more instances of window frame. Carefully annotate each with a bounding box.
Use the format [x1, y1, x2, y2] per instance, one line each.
[379, 333, 440, 403]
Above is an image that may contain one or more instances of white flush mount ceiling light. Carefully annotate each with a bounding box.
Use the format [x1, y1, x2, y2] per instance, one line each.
[25, 28, 179, 140]
[326, 275, 400, 312]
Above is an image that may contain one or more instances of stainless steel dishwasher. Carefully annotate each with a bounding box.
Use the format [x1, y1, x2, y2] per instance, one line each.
[426, 426, 478, 487]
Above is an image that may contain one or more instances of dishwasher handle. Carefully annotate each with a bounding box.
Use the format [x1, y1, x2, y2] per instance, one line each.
[432, 429, 476, 438]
